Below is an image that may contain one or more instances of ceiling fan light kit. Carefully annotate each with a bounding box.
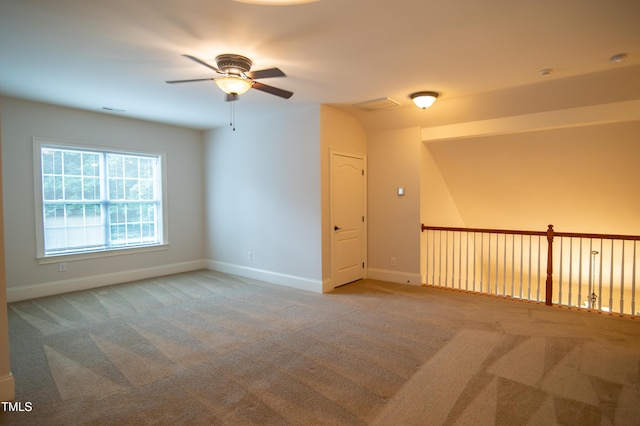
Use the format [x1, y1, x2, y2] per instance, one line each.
[215, 76, 253, 95]
[410, 91, 439, 109]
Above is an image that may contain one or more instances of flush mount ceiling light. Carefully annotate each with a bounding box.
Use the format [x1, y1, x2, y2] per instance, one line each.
[610, 53, 628, 63]
[410, 91, 439, 109]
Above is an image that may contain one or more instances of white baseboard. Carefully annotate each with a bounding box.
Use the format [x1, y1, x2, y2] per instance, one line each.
[206, 260, 324, 293]
[6, 260, 207, 302]
[367, 268, 422, 286]
[0, 373, 15, 402]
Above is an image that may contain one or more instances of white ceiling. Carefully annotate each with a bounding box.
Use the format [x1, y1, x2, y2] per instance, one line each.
[1, 0, 639, 131]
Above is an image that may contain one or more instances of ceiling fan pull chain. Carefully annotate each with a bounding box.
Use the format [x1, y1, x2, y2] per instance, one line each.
[232, 101, 236, 131]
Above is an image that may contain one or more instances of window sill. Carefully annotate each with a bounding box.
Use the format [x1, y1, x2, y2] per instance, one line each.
[36, 243, 169, 265]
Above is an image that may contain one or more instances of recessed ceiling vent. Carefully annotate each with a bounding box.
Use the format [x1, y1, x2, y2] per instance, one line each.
[353, 97, 400, 111]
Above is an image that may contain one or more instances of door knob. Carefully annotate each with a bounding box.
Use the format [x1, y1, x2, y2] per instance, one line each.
[334, 225, 342, 231]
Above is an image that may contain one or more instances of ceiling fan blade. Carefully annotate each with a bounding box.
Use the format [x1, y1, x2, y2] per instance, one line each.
[246, 68, 286, 79]
[225, 93, 239, 102]
[252, 81, 293, 99]
[166, 78, 216, 84]
[182, 54, 222, 74]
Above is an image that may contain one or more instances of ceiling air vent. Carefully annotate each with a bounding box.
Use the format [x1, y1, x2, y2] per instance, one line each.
[353, 97, 400, 111]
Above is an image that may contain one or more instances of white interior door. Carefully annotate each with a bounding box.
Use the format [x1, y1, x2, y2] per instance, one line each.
[331, 153, 366, 287]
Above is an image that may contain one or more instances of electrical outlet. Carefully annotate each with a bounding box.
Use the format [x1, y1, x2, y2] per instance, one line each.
[390, 257, 397, 267]
[58, 262, 67, 272]
[248, 251, 252, 261]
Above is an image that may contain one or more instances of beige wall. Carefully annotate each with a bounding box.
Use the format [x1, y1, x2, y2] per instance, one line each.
[420, 140, 464, 227]
[426, 120, 640, 235]
[320, 105, 367, 290]
[367, 127, 422, 284]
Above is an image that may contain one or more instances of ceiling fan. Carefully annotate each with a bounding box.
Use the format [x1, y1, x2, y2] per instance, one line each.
[166, 54, 293, 101]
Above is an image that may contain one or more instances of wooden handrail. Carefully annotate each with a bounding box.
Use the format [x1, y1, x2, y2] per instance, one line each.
[421, 224, 640, 241]
[421, 224, 546, 237]
[552, 231, 640, 241]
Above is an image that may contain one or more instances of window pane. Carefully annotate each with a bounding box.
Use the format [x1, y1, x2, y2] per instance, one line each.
[110, 204, 125, 224]
[53, 150, 63, 174]
[82, 153, 100, 176]
[139, 159, 153, 179]
[125, 179, 139, 200]
[43, 206, 66, 252]
[125, 157, 139, 178]
[43, 176, 60, 200]
[42, 149, 62, 175]
[139, 180, 153, 200]
[63, 151, 82, 175]
[43, 204, 65, 225]
[66, 203, 84, 221]
[141, 222, 155, 239]
[85, 204, 100, 221]
[108, 155, 123, 178]
[84, 225, 104, 247]
[64, 177, 83, 200]
[83, 177, 100, 200]
[127, 223, 141, 240]
[109, 178, 123, 200]
[141, 203, 155, 221]
[126, 203, 141, 221]
[110, 224, 126, 244]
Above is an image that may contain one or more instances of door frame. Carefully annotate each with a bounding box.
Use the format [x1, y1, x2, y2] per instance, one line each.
[330, 150, 367, 288]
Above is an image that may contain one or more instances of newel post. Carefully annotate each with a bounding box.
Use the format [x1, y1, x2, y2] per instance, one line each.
[545, 224, 554, 306]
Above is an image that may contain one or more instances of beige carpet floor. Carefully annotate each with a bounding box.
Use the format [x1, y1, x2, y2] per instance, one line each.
[2, 269, 640, 425]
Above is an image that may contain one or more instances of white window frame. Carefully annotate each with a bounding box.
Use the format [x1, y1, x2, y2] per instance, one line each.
[34, 137, 169, 264]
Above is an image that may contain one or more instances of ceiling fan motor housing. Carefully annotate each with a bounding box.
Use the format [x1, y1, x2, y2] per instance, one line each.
[215, 54, 252, 75]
